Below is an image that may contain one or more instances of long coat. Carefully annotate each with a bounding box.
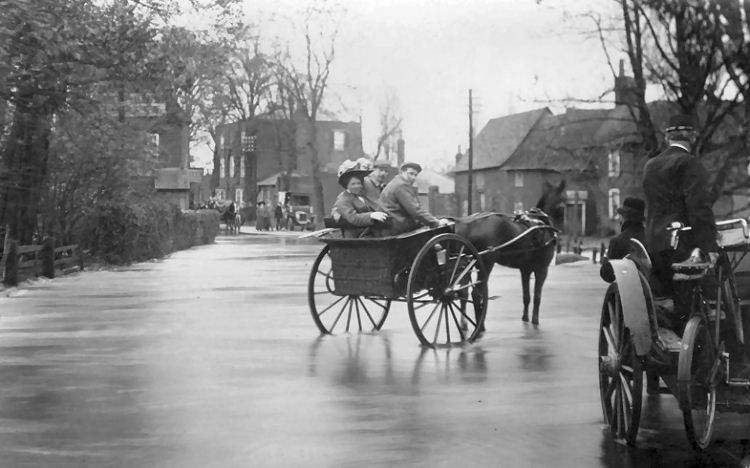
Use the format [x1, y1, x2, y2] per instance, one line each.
[378, 174, 439, 235]
[643, 144, 718, 295]
[643, 144, 717, 256]
[332, 191, 381, 238]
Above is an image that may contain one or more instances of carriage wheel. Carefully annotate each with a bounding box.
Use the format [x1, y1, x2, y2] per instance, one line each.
[598, 283, 643, 446]
[308, 246, 391, 334]
[678, 314, 717, 450]
[406, 234, 488, 347]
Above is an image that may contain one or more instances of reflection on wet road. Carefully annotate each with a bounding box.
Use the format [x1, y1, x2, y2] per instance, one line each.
[0, 235, 748, 467]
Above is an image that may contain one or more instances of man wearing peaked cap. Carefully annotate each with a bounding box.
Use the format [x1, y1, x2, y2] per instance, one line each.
[378, 161, 448, 235]
[642, 113, 718, 300]
[363, 159, 391, 200]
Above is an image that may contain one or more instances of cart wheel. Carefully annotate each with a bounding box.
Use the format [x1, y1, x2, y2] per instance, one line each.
[407, 233, 488, 347]
[308, 246, 390, 334]
[598, 283, 643, 446]
[678, 314, 717, 450]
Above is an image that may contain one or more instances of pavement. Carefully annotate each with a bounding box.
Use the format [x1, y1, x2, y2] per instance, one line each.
[0, 234, 749, 467]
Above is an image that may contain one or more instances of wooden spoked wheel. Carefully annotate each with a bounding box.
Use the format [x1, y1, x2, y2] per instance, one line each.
[406, 234, 488, 348]
[308, 246, 391, 334]
[598, 283, 643, 446]
[678, 314, 717, 450]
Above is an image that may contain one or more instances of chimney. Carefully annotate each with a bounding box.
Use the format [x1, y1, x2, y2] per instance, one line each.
[397, 137, 405, 167]
[614, 58, 638, 108]
[455, 145, 462, 166]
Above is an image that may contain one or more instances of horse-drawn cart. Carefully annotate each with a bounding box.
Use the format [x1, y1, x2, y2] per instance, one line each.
[307, 211, 559, 347]
[599, 217, 750, 449]
[308, 223, 489, 347]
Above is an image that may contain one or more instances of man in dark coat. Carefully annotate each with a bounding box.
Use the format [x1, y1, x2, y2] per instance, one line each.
[643, 113, 718, 297]
[363, 160, 390, 201]
[378, 162, 446, 235]
[599, 197, 645, 282]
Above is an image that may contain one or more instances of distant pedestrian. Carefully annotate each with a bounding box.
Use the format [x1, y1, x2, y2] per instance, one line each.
[274, 203, 284, 230]
[256, 201, 268, 231]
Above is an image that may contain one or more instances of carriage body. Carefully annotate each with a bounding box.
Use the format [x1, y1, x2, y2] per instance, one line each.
[308, 224, 489, 347]
[321, 226, 452, 298]
[599, 217, 750, 449]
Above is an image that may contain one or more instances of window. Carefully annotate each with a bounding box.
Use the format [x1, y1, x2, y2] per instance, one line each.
[475, 173, 485, 190]
[333, 130, 346, 151]
[241, 130, 256, 152]
[235, 188, 244, 204]
[479, 192, 486, 211]
[215, 188, 226, 200]
[514, 201, 524, 212]
[147, 133, 159, 148]
[240, 157, 246, 178]
[608, 150, 621, 177]
[514, 172, 523, 187]
[219, 158, 225, 179]
[229, 155, 235, 178]
[608, 188, 621, 219]
[219, 133, 225, 149]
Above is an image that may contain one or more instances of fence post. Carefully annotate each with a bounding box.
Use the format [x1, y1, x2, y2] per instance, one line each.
[3, 239, 18, 286]
[42, 236, 55, 278]
[592, 248, 598, 264]
[600, 242, 606, 265]
[78, 245, 85, 271]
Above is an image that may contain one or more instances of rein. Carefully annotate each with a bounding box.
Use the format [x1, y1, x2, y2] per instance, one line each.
[477, 225, 559, 257]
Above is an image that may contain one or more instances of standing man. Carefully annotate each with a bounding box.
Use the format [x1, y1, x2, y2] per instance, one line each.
[643, 113, 718, 299]
[363, 160, 390, 201]
[379, 162, 448, 235]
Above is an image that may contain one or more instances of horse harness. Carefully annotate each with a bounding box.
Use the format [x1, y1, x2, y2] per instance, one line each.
[476, 209, 559, 257]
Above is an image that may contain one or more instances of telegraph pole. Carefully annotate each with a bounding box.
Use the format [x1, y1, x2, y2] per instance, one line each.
[467, 89, 474, 215]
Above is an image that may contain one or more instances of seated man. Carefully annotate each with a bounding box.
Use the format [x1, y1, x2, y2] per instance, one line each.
[378, 162, 448, 236]
[331, 160, 388, 238]
[599, 197, 645, 282]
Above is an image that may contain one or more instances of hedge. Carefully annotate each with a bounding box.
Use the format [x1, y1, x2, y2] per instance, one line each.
[80, 200, 220, 265]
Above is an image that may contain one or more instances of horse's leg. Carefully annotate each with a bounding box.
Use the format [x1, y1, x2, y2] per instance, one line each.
[471, 262, 493, 333]
[531, 266, 549, 325]
[520, 268, 532, 322]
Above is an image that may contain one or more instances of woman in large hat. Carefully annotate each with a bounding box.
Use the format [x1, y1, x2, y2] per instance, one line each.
[330, 160, 388, 238]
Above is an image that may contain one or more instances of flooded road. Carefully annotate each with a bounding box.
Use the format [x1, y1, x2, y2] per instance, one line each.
[1, 234, 749, 467]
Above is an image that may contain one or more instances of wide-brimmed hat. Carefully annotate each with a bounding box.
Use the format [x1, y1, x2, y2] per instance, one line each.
[400, 161, 422, 173]
[617, 197, 645, 221]
[337, 160, 371, 188]
[664, 114, 696, 133]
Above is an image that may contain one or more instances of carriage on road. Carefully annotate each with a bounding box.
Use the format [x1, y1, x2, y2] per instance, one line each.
[307, 210, 559, 348]
[599, 216, 750, 449]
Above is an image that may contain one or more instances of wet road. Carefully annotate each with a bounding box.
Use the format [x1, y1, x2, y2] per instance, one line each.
[1, 234, 750, 467]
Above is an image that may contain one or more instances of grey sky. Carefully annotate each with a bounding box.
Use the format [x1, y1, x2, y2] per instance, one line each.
[193, 0, 623, 170]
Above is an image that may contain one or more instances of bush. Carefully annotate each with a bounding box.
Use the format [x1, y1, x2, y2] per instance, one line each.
[80, 199, 220, 265]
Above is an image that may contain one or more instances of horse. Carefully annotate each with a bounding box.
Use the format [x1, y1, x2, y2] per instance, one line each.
[455, 180, 566, 325]
[223, 209, 241, 234]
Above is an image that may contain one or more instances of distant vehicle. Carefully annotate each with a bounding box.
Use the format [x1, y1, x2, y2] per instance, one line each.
[281, 192, 315, 231]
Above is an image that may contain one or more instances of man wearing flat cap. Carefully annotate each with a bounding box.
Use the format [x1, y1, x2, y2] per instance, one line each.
[378, 162, 447, 235]
[643, 113, 718, 298]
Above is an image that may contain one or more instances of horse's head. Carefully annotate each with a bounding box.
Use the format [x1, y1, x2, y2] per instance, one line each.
[536, 180, 566, 227]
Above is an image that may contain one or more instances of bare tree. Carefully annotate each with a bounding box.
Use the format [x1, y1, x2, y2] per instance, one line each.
[275, 5, 339, 226]
[373, 88, 402, 162]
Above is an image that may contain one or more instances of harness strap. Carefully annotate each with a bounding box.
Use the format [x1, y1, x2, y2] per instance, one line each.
[478, 225, 559, 257]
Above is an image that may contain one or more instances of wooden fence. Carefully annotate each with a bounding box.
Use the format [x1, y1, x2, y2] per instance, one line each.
[2, 237, 84, 286]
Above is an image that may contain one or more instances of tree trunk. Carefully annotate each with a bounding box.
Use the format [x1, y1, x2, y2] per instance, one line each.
[0, 89, 52, 244]
[306, 120, 325, 228]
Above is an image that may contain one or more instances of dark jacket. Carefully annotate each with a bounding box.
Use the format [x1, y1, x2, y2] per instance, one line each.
[378, 174, 439, 235]
[643, 144, 717, 256]
[606, 221, 645, 260]
[363, 175, 384, 201]
[332, 191, 381, 238]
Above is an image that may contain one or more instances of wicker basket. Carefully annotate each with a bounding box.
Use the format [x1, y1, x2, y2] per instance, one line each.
[322, 226, 451, 298]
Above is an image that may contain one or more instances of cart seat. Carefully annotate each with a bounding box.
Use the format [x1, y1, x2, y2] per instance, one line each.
[671, 248, 711, 281]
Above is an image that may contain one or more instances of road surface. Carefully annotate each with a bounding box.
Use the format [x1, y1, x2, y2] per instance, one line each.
[0, 233, 749, 467]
